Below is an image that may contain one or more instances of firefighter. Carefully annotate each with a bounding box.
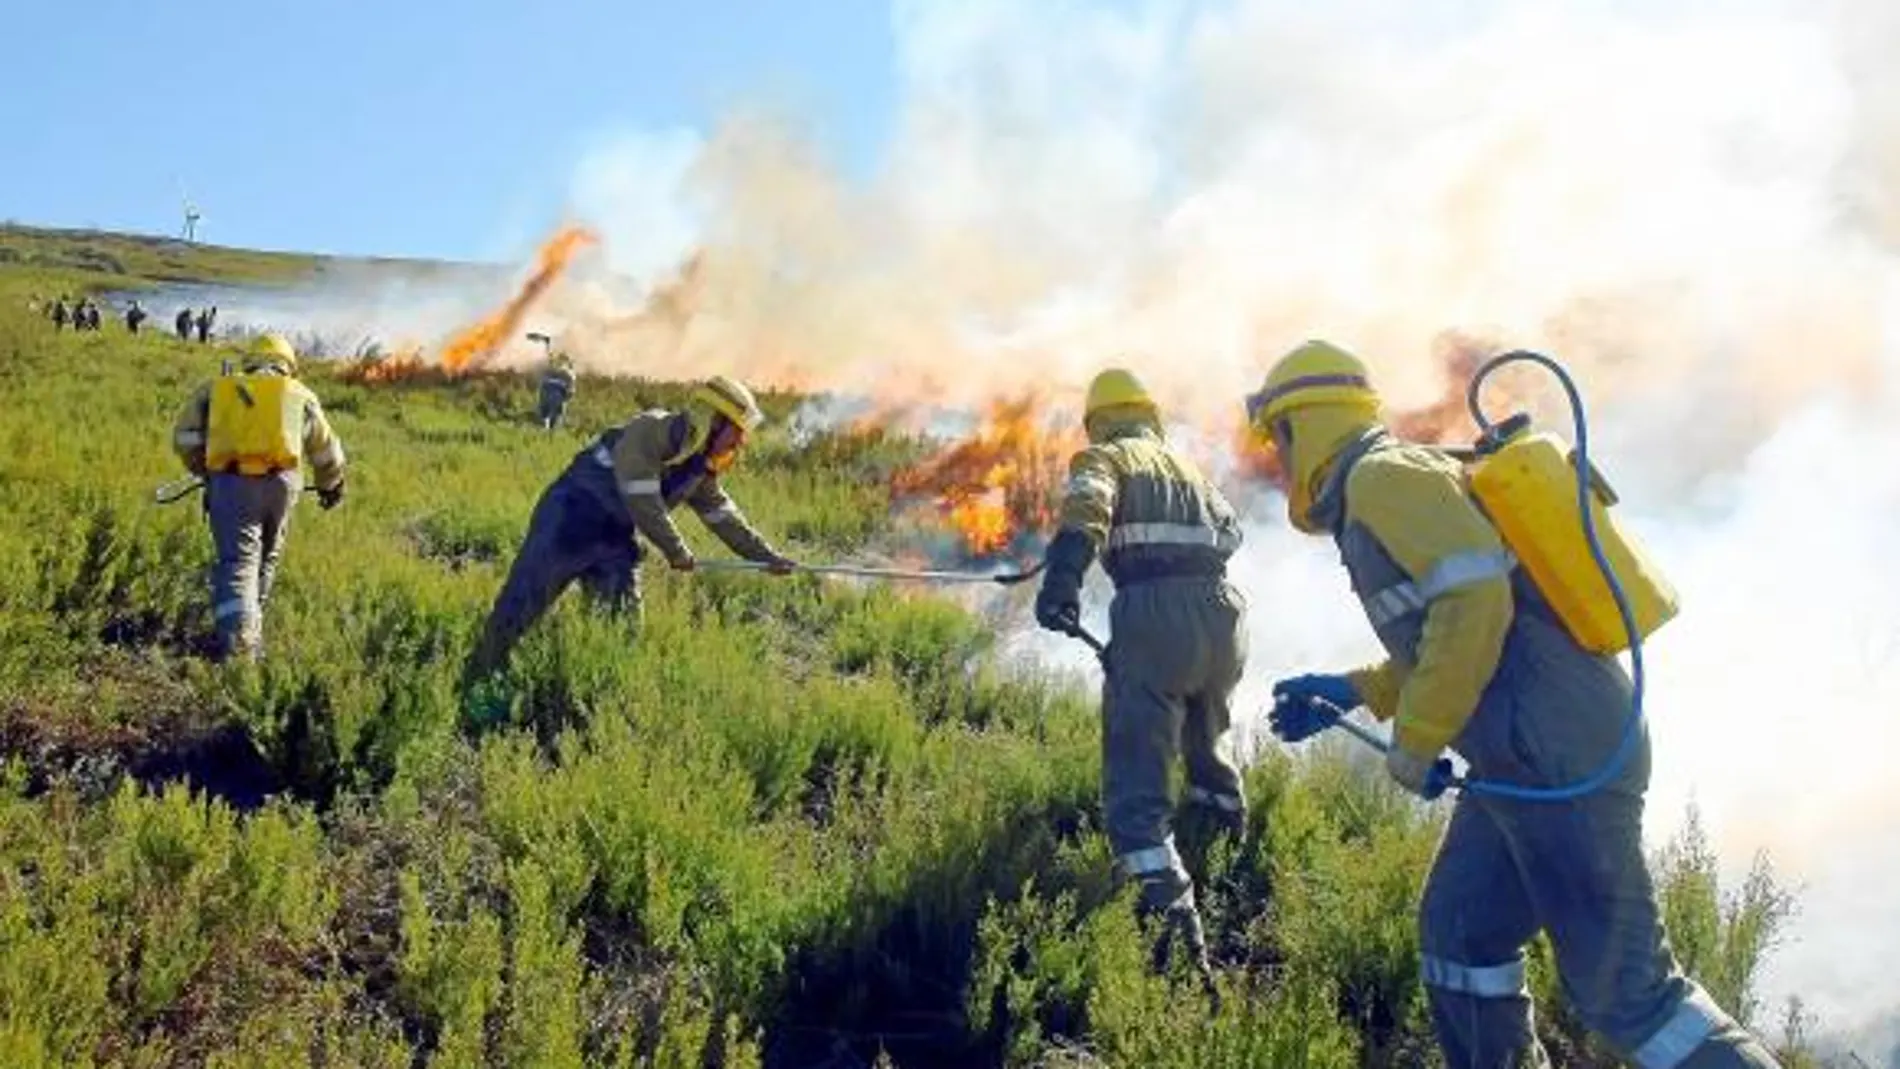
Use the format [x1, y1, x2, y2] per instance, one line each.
[52, 297, 69, 330]
[171, 333, 347, 662]
[1251, 340, 1781, 1069]
[1033, 367, 1247, 995]
[195, 305, 216, 343]
[125, 299, 148, 334]
[462, 375, 797, 692]
[537, 353, 577, 430]
[176, 306, 194, 339]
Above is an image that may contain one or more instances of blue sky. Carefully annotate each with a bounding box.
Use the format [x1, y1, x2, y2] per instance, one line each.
[0, 0, 897, 261]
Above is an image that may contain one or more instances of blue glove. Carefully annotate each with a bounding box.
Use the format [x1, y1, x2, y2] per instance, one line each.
[1386, 748, 1457, 801]
[1268, 673, 1362, 743]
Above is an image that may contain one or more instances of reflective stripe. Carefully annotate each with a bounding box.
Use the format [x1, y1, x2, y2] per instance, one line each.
[1106, 522, 1240, 552]
[697, 502, 740, 524]
[1249, 372, 1371, 418]
[1119, 838, 1184, 877]
[1633, 985, 1728, 1069]
[212, 598, 248, 621]
[1183, 786, 1244, 813]
[1419, 953, 1527, 997]
[174, 430, 206, 447]
[1066, 473, 1113, 499]
[622, 478, 661, 497]
[1364, 550, 1515, 627]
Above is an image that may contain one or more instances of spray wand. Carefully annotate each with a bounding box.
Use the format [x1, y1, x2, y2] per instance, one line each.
[153, 476, 315, 505]
[696, 558, 1045, 586]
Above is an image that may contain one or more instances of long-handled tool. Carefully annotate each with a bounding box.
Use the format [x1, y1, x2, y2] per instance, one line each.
[153, 476, 313, 506]
[154, 475, 204, 504]
[1302, 696, 1465, 794]
[1065, 622, 1108, 664]
[696, 558, 1046, 586]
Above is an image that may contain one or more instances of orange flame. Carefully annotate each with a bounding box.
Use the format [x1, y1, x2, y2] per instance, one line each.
[440, 225, 597, 374]
[345, 226, 598, 385]
[889, 394, 1084, 559]
[340, 345, 429, 385]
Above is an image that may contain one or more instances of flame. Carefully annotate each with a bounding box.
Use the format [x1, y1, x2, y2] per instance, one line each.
[340, 345, 429, 385]
[342, 226, 597, 385]
[440, 225, 597, 374]
[1388, 331, 1498, 443]
[889, 394, 1084, 559]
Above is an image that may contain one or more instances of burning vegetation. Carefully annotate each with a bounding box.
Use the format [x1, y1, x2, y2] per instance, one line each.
[340, 225, 597, 385]
[889, 395, 1083, 561]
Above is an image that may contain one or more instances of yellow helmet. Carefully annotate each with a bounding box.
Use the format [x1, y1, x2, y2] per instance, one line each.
[1245, 340, 1378, 431]
[691, 375, 766, 434]
[1084, 367, 1158, 423]
[243, 332, 298, 372]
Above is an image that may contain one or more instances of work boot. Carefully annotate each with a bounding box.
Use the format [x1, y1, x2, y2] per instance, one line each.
[1139, 885, 1221, 1013]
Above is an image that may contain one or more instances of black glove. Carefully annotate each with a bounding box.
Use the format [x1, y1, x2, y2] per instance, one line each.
[1034, 528, 1095, 635]
[317, 482, 345, 510]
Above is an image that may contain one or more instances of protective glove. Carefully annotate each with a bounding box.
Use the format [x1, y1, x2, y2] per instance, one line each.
[317, 482, 345, 510]
[1385, 747, 1455, 801]
[1035, 528, 1095, 635]
[668, 550, 697, 573]
[763, 553, 798, 576]
[1267, 673, 1361, 742]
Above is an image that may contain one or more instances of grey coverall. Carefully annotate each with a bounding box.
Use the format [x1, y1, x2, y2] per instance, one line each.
[464, 409, 784, 683]
[1047, 415, 1248, 968]
[1312, 429, 1781, 1069]
[538, 367, 575, 430]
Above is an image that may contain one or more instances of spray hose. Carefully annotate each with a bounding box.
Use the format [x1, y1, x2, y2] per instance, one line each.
[1302, 350, 1647, 802]
[1452, 349, 1649, 801]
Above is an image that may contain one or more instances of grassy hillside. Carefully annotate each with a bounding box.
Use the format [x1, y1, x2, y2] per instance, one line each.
[0, 235, 1815, 1068]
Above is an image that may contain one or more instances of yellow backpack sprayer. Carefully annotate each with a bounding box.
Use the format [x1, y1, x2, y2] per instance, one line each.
[1330, 348, 1677, 801]
[1465, 353, 1678, 655]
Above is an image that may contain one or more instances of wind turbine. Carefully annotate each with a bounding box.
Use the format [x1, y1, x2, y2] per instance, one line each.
[177, 179, 201, 242]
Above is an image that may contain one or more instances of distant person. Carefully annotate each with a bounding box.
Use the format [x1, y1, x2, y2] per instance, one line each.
[125, 299, 148, 334]
[176, 307, 194, 339]
[461, 376, 796, 699]
[195, 305, 217, 343]
[537, 353, 577, 430]
[85, 301, 102, 331]
[52, 298, 69, 331]
[170, 333, 347, 661]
